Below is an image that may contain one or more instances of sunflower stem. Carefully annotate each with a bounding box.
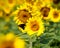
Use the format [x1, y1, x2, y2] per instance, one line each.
[29, 37, 32, 48]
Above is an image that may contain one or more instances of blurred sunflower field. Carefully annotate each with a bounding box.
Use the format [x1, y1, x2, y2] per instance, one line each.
[0, 0, 60, 48]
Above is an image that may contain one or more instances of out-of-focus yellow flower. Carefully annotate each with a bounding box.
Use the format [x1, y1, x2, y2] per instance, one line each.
[3, 12, 11, 22]
[0, 10, 4, 17]
[16, 0, 25, 5]
[5, 33, 15, 41]
[0, 0, 6, 9]
[5, 0, 16, 8]
[14, 37, 26, 48]
[40, 5, 52, 20]
[3, 6, 12, 14]
[25, 17, 44, 36]
[49, 9, 60, 22]
[2, 5, 13, 22]
[0, 33, 26, 48]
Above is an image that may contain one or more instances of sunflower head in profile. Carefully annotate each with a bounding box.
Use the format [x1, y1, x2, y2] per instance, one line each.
[25, 17, 44, 36]
[0, 33, 25, 48]
[40, 5, 52, 20]
[49, 9, 60, 22]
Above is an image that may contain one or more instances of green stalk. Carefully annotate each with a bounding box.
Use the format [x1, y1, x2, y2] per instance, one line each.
[29, 37, 32, 48]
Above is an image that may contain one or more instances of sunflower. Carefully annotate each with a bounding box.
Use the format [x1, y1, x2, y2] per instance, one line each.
[14, 8, 32, 32]
[49, 9, 60, 22]
[13, 3, 39, 32]
[14, 4, 32, 25]
[14, 9, 32, 24]
[40, 5, 52, 20]
[0, 33, 25, 48]
[25, 17, 44, 36]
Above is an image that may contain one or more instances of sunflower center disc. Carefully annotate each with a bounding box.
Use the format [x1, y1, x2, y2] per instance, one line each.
[40, 7, 50, 17]
[31, 21, 39, 31]
[18, 10, 31, 23]
[53, 11, 59, 18]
